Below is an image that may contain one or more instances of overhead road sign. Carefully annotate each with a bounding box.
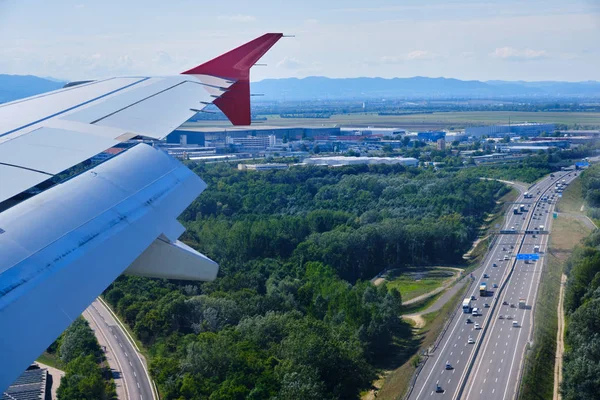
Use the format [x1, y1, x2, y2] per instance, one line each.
[517, 253, 540, 260]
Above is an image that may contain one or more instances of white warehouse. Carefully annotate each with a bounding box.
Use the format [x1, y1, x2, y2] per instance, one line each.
[303, 156, 418, 167]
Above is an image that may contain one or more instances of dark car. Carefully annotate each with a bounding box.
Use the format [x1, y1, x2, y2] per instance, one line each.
[466, 318, 472, 324]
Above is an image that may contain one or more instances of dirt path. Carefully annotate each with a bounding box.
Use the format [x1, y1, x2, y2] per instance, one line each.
[402, 267, 464, 306]
[554, 273, 567, 400]
[35, 361, 64, 400]
[403, 314, 426, 329]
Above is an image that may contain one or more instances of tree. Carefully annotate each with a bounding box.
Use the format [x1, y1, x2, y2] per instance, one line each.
[57, 355, 115, 400]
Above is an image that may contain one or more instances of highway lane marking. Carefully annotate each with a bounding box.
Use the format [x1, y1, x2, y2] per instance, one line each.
[119, 343, 122, 348]
[134, 372, 136, 377]
[130, 361, 133, 367]
[137, 382, 140, 389]
[462, 188, 549, 399]
[114, 335, 117, 339]
[450, 352, 453, 356]
[125, 352, 128, 357]
[416, 192, 528, 400]
[84, 307, 131, 400]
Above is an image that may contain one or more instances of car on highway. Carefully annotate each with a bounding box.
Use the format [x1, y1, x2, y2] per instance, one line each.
[499, 315, 504, 319]
[468, 337, 475, 344]
[512, 321, 519, 327]
[472, 307, 479, 316]
[474, 323, 481, 330]
[503, 301, 509, 305]
[493, 283, 498, 288]
[436, 384, 444, 393]
[466, 318, 472, 324]
[483, 273, 489, 278]
[484, 303, 489, 308]
[504, 255, 509, 260]
[507, 315, 513, 320]
[471, 295, 477, 300]
[445, 362, 453, 370]
[493, 263, 497, 267]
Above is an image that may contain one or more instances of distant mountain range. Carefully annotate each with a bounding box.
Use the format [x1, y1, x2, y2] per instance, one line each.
[0, 75, 66, 103]
[251, 76, 600, 100]
[1, 74, 599, 103]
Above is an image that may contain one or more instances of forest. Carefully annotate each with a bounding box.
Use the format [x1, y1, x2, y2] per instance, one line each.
[45, 317, 117, 399]
[103, 162, 518, 399]
[561, 164, 600, 400]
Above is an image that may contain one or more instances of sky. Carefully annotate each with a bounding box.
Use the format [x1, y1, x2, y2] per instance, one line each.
[0, 0, 599, 82]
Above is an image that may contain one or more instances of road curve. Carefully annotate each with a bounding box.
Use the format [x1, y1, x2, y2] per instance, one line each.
[83, 298, 156, 400]
[407, 170, 576, 400]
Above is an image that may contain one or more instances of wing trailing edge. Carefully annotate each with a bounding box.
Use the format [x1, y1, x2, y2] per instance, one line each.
[182, 33, 284, 125]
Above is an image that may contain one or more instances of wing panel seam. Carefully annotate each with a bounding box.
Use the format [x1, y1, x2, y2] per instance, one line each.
[0, 77, 151, 139]
[90, 80, 190, 124]
[0, 162, 54, 176]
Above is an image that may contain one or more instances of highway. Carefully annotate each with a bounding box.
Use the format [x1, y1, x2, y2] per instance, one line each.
[83, 298, 155, 400]
[408, 170, 577, 400]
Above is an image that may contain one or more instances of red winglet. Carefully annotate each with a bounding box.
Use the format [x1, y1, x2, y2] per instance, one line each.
[183, 33, 283, 125]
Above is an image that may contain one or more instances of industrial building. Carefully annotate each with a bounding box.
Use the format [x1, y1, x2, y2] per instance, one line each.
[340, 127, 406, 137]
[496, 145, 554, 153]
[303, 156, 418, 167]
[167, 125, 342, 146]
[465, 123, 556, 137]
[238, 163, 289, 171]
[226, 135, 277, 150]
[417, 131, 446, 141]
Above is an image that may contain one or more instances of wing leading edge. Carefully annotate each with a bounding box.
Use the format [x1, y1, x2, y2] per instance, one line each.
[0, 33, 283, 392]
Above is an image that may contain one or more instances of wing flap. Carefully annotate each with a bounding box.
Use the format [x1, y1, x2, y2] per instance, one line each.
[0, 143, 217, 391]
[124, 238, 218, 281]
[0, 127, 117, 174]
[0, 165, 50, 202]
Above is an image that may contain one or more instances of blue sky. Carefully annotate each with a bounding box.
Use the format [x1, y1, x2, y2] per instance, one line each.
[0, 0, 598, 82]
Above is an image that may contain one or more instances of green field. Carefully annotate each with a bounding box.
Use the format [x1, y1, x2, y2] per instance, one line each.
[519, 179, 592, 400]
[187, 111, 600, 129]
[385, 269, 455, 301]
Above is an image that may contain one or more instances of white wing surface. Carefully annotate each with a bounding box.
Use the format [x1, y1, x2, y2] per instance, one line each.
[0, 33, 283, 391]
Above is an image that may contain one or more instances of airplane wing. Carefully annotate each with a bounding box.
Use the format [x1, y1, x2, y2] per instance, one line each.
[0, 33, 283, 392]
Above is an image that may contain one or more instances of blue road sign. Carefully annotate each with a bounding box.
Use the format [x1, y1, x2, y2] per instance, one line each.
[576, 161, 590, 168]
[517, 253, 540, 260]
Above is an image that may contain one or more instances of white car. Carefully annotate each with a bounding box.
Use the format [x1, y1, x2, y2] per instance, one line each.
[468, 337, 475, 344]
[474, 323, 481, 330]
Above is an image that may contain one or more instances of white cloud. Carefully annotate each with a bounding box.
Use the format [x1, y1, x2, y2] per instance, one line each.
[217, 14, 256, 23]
[152, 50, 172, 65]
[490, 47, 549, 60]
[406, 50, 437, 60]
[377, 50, 438, 64]
[277, 56, 306, 69]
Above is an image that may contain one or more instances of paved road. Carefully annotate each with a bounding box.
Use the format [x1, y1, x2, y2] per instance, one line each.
[464, 172, 578, 400]
[408, 171, 577, 400]
[83, 299, 155, 400]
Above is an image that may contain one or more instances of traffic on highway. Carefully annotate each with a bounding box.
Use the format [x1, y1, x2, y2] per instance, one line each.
[409, 169, 578, 400]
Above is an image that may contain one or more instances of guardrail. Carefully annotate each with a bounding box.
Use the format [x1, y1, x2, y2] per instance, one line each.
[401, 276, 476, 400]
[453, 171, 569, 400]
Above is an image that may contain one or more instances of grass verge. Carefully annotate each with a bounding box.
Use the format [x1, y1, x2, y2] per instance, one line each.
[37, 352, 66, 370]
[376, 281, 470, 400]
[518, 181, 591, 400]
[386, 270, 454, 302]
